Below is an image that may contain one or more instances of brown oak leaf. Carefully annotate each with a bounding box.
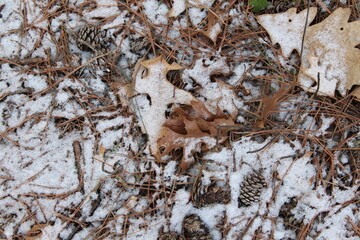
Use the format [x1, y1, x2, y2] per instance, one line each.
[159, 101, 234, 171]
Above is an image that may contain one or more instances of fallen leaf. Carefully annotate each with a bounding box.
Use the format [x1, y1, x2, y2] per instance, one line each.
[24, 224, 48, 240]
[300, 8, 360, 97]
[256, 83, 291, 127]
[159, 101, 234, 171]
[257, 8, 360, 99]
[111, 81, 132, 107]
[203, 10, 223, 43]
[133, 56, 198, 156]
[256, 8, 317, 58]
[169, 0, 186, 17]
[351, 87, 360, 99]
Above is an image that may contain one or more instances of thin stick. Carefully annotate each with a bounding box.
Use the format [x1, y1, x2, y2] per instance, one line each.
[299, 0, 311, 60]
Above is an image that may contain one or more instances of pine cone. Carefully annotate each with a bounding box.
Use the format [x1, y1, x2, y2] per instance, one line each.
[349, 124, 359, 133]
[77, 26, 108, 52]
[238, 171, 266, 207]
[191, 178, 230, 208]
[158, 231, 185, 240]
[91, 48, 111, 72]
[271, 0, 294, 13]
[76, 26, 111, 73]
[182, 214, 212, 240]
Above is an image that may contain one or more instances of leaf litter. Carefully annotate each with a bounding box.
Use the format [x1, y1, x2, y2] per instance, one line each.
[0, 1, 359, 240]
[257, 7, 360, 98]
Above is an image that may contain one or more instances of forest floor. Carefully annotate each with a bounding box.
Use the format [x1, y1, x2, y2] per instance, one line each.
[0, 0, 359, 239]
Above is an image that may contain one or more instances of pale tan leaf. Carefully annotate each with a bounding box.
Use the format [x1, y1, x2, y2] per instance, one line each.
[299, 8, 360, 97]
[133, 56, 198, 156]
[203, 10, 223, 43]
[351, 87, 360, 99]
[256, 8, 317, 57]
[257, 7, 360, 99]
[169, 0, 186, 17]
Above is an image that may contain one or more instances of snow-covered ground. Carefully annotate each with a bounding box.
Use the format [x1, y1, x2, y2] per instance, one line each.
[0, 0, 359, 239]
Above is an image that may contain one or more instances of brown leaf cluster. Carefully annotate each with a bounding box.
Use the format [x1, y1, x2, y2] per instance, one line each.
[158, 101, 234, 171]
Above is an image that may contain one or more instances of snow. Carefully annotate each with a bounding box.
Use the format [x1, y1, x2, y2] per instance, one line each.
[0, 2, 22, 40]
[182, 55, 243, 118]
[143, 0, 169, 25]
[83, 10, 121, 26]
[170, 189, 192, 232]
[0, 1, 358, 239]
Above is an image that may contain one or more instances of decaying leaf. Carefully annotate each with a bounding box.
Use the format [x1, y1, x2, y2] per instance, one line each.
[203, 9, 223, 43]
[158, 101, 234, 171]
[24, 224, 48, 240]
[169, 0, 186, 18]
[257, 8, 360, 99]
[133, 56, 198, 156]
[256, 83, 292, 128]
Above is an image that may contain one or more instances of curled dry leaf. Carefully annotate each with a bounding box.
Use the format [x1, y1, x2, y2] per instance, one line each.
[133, 56, 198, 156]
[256, 83, 292, 128]
[257, 8, 360, 99]
[24, 224, 48, 240]
[158, 101, 234, 171]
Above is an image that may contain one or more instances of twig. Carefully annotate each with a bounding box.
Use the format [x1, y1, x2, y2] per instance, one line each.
[73, 141, 85, 194]
[300, 0, 311, 60]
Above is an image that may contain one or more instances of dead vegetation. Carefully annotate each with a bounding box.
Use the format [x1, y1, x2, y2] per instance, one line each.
[0, 0, 359, 239]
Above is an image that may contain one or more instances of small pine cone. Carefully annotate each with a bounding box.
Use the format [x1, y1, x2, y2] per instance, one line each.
[190, 178, 203, 207]
[89, 48, 111, 73]
[349, 124, 359, 134]
[158, 231, 185, 240]
[272, 0, 294, 13]
[191, 178, 230, 208]
[77, 26, 108, 52]
[130, 36, 150, 53]
[238, 171, 266, 207]
[182, 214, 212, 240]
